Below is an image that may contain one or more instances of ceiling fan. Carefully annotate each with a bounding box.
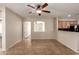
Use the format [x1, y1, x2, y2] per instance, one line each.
[27, 3, 51, 16]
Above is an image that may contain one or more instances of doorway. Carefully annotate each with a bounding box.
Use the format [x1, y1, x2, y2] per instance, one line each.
[23, 21, 31, 39]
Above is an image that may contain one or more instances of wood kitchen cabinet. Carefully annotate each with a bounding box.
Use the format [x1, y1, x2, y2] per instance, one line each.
[58, 21, 77, 29]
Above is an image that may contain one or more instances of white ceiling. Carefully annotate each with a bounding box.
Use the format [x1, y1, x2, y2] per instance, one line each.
[1, 3, 79, 18]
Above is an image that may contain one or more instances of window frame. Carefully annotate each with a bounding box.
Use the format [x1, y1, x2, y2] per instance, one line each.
[34, 21, 45, 32]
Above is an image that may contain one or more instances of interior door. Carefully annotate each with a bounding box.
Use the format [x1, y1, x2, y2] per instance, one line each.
[23, 21, 31, 39]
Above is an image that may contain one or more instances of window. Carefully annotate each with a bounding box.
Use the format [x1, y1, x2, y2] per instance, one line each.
[34, 21, 45, 32]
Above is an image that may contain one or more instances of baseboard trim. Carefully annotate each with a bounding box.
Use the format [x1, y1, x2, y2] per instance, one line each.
[56, 39, 79, 53]
[0, 48, 6, 51]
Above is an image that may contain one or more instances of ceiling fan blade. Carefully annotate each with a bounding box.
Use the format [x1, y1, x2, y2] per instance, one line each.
[42, 3, 48, 9]
[27, 5, 35, 9]
[37, 5, 41, 9]
[42, 10, 50, 13]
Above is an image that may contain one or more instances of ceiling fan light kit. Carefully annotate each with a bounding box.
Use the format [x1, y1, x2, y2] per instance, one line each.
[36, 10, 42, 13]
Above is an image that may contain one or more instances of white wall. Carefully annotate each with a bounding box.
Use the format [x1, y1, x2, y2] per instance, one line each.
[5, 8, 22, 50]
[24, 16, 56, 39]
[57, 31, 79, 52]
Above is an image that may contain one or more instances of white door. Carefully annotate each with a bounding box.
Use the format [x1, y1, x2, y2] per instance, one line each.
[23, 21, 31, 39]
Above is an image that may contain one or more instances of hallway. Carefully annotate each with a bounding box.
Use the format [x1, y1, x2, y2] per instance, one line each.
[0, 39, 76, 55]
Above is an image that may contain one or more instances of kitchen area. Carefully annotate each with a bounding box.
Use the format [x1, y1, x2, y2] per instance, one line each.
[57, 19, 79, 53]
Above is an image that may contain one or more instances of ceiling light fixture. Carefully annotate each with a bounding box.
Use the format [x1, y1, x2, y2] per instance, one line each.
[36, 10, 42, 13]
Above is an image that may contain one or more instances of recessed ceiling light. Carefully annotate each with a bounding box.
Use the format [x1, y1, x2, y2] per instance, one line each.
[68, 14, 71, 17]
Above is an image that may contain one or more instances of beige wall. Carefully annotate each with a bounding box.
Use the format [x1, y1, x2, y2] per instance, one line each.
[5, 8, 22, 50]
[24, 16, 56, 39]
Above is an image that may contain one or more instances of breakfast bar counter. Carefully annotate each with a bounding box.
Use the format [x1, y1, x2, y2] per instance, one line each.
[57, 30, 79, 53]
